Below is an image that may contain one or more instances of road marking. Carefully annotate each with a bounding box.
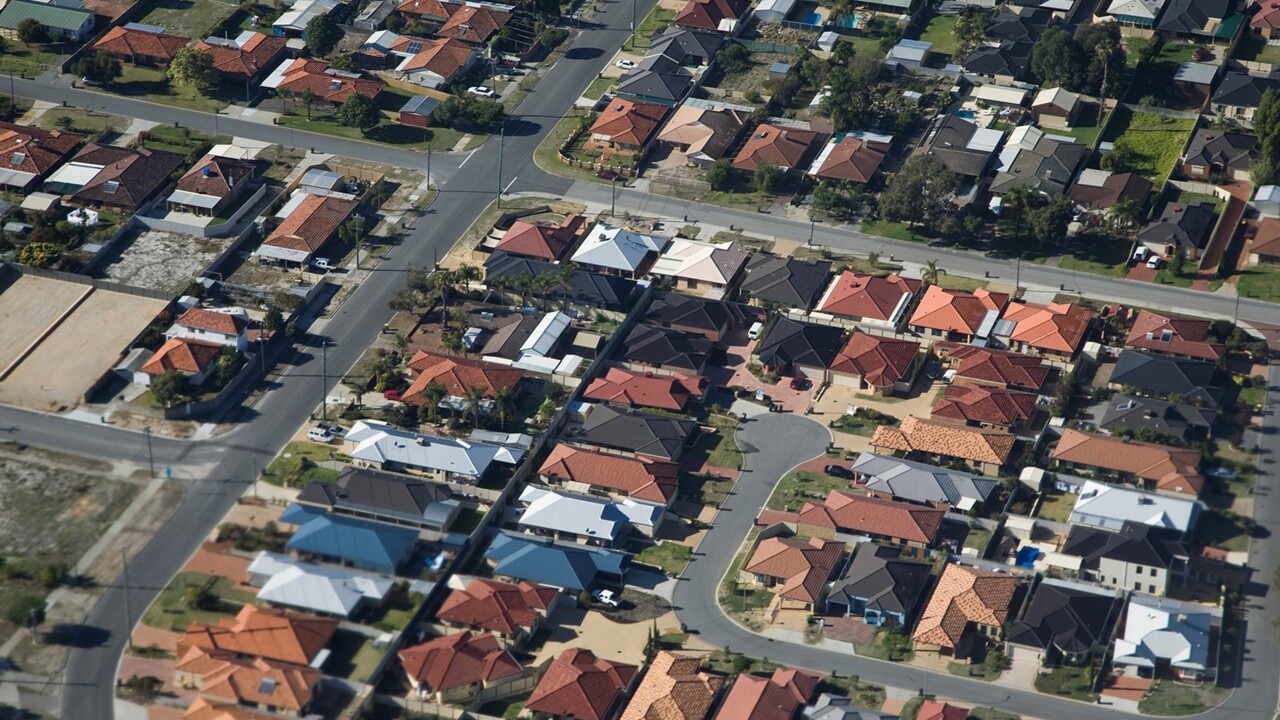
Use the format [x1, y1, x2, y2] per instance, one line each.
[503, 176, 519, 194]
[458, 149, 477, 168]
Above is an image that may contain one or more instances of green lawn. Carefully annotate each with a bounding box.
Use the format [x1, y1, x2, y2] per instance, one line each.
[719, 540, 775, 614]
[38, 107, 126, 135]
[140, 572, 257, 632]
[631, 6, 676, 49]
[1057, 234, 1132, 278]
[261, 441, 342, 487]
[703, 649, 780, 676]
[829, 414, 882, 437]
[948, 659, 1001, 680]
[768, 470, 852, 512]
[1138, 681, 1228, 716]
[1235, 263, 1280, 302]
[1035, 664, 1098, 701]
[635, 542, 693, 576]
[933, 273, 990, 293]
[532, 113, 630, 185]
[678, 471, 735, 508]
[1035, 491, 1075, 523]
[110, 65, 228, 113]
[694, 414, 742, 469]
[324, 629, 384, 682]
[1053, 103, 1105, 147]
[138, 0, 237, 38]
[581, 75, 616, 101]
[917, 15, 959, 57]
[963, 528, 992, 556]
[860, 218, 937, 243]
[0, 41, 56, 76]
[853, 627, 914, 662]
[1100, 108, 1196, 182]
[369, 592, 424, 632]
[451, 506, 487, 535]
[1234, 33, 1280, 65]
[1193, 509, 1250, 552]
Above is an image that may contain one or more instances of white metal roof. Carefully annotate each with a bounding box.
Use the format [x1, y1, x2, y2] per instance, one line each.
[572, 223, 670, 272]
[1113, 594, 1218, 671]
[974, 84, 1031, 107]
[20, 192, 60, 211]
[44, 161, 102, 190]
[1069, 480, 1199, 533]
[344, 419, 520, 476]
[518, 486, 663, 540]
[167, 189, 222, 209]
[249, 551, 392, 617]
[0, 168, 36, 188]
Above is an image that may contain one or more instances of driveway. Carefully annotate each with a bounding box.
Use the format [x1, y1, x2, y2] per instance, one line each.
[997, 645, 1041, 690]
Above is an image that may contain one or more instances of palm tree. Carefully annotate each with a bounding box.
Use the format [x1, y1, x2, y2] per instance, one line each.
[513, 272, 534, 306]
[301, 88, 316, 120]
[921, 260, 945, 285]
[552, 262, 576, 310]
[423, 382, 447, 423]
[442, 328, 465, 355]
[492, 386, 515, 430]
[464, 386, 488, 427]
[432, 269, 458, 327]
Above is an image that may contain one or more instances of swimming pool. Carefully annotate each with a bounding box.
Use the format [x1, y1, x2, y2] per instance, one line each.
[802, 10, 823, 24]
[957, 109, 977, 119]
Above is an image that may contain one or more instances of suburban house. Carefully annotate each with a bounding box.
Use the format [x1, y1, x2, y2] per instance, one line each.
[359, 31, 479, 89]
[272, 0, 344, 36]
[167, 154, 257, 218]
[649, 25, 724, 65]
[1181, 129, 1256, 180]
[617, 323, 712, 375]
[829, 333, 923, 396]
[912, 562, 1022, 657]
[398, 631, 526, 704]
[166, 307, 250, 352]
[297, 466, 460, 531]
[1249, 216, 1280, 265]
[851, 452, 999, 511]
[0, 0, 94, 41]
[648, 240, 751, 298]
[1079, 393, 1214, 443]
[907, 286, 1010, 342]
[740, 535, 845, 612]
[870, 415, 1016, 475]
[1061, 521, 1189, 596]
[1068, 169, 1154, 213]
[1103, 0, 1169, 30]
[255, 192, 359, 265]
[46, 144, 184, 213]
[436, 577, 560, 649]
[492, 214, 583, 261]
[989, 125, 1087, 198]
[397, 0, 513, 45]
[92, 24, 188, 67]
[1109, 349, 1221, 405]
[740, 253, 833, 310]
[994, 300, 1094, 359]
[816, 272, 921, 329]
[485, 252, 638, 312]
[246, 551, 392, 619]
[177, 605, 337, 667]
[401, 350, 526, 410]
[563, 403, 697, 461]
[589, 98, 670, 153]
[656, 98, 750, 166]
[732, 123, 820, 173]
[516, 485, 665, 545]
[342, 420, 522, 483]
[1067, 479, 1201, 533]
[1252, 0, 1280, 37]
[806, 132, 892, 184]
[916, 701, 968, 720]
[711, 667, 821, 720]
[139, 338, 222, 387]
[262, 59, 386, 108]
[933, 343, 1050, 391]
[196, 32, 288, 83]
[1156, 0, 1239, 42]
[1051, 428, 1204, 496]
[763, 490, 946, 548]
[1112, 594, 1220, 681]
[619, 651, 723, 720]
[921, 115, 1004, 179]
[753, 316, 844, 379]
[932, 384, 1038, 431]
[583, 366, 706, 411]
[0, 122, 81, 194]
[617, 54, 696, 106]
[1006, 579, 1120, 666]
[538, 443, 679, 506]
[1209, 71, 1278, 125]
[279, 504, 417, 574]
[642, 292, 748, 342]
[524, 649, 638, 720]
[484, 532, 630, 591]
[572, 224, 670, 278]
[673, 0, 750, 32]
[802, 696, 896, 720]
[173, 648, 320, 718]
[825, 544, 931, 626]
[1124, 310, 1226, 361]
[1031, 87, 1081, 129]
[962, 41, 1033, 84]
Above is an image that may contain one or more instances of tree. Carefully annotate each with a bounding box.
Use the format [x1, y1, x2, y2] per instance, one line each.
[421, 382, 447, 422]
[329, 52, 356, 71]
[1255, 88, 1280, 185]
[17, 242, 59, 268]
[953, 11, 989, 58]
[167, 47, 218, 92]
[17, 18, 46, 44]
[877, 156, 959, 230]
[1030, 27, 1085, 90]
[822, 65, 872, 130]
[492, 386, 515, 429]
[463, 386, 487, 427]
[184, 585, 216, 610]
[1106, 194, 1143, 234]
[150, 370, 192, 408]
[300, 88, 317, 120]
[72, 52, 122, 87]
[1028, 197, 1073, 254]
[53, 114, 75, 131]
[753, 162, 781, 194]
[215, 346, 241, 386]
[920, 260, 945, 285]
[1100, 142, 1139, 173]
[335, 94, 379, 132]
[1075, 22, 1124, 97]
[263, 308, 284, 335]
[304, 14, 342, 56]
[716, 42, 751, 76]
[813, 180, 861, 219]
[706, 158, 732, 191]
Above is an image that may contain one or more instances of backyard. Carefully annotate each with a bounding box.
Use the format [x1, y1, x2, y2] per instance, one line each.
[325, 629, 385, 682]
[140, 571, 257, 632]
[1137, 42, 1214, 110]
[917, 15, 959, 58]
[136, 0, 236, 39]
[767, 470, 853, 512]
[1052, 102, 1105, 148]
[1100, 108, 1196, 182]
[1034, 490, 1075, 523]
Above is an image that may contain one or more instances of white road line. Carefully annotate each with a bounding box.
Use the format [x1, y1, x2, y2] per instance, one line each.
[458, 149, 477, 169]
[503, 176, 519, 194]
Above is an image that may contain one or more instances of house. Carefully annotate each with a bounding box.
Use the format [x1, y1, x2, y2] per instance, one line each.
[583, 367, 706, 411]
[196, 32, 288, 82]
[398, 631, 525, 704]
[732, 123, 820, 173]
[92, 24, 188, 67]
[410, 0, 511, 44]
[1251, 0, 1280, 38]
[886, 38, 931, 68]
[1031, 87, 1081, 129]
[1007, 579, 1119, 665]
[517, 486, 664, 545]
[617, 54, 696, 106]
[485, 252, 638, 311]
[0, 0, 93, 41]
[1249, 216, 1280, 264]
[589, 99, 670, 151]
[803, 694, 897, 720]
[916, 701, 969, 720]
[255, 193, 358, 265]
[657, 98, 751, 166]
[140, 338, 222, 387]
[166, 307, 249, 353]
[643, 292, 747, 342]
[620, 651, 722, 720]
[649, 240, 751, 298]
[167, 155, 257, 218]
[45, 144, 184, 213]
[262, 59, 385, 107]
[0, 122, 81, 194]
[401, 350, 525, 409]
[770, 490, 946, 548]
[1068, 169, 1154, 213]
[1256, 184, 1280, 218]
[870, 415, 1016, 474]
[1112, 594, 1220, 681]
[912, 562, 1022, 656]
[754, 317, 844, 378]
[1124, 310, 1226, 361]
[493, 214, 583, 261]
[962, 40, 1033, 82]
[1061, 521, 1189, 596]
[852, 452, 999, 511]
[1138, 201, 1217, 260]
[907, 286, 1010, 342]
[525, 649, 638, 720]
[829, 333, 923, 396]
[563, 403, 697, 461]
[649, 26, 724, 65]
[932, 384, 1038, 431]
[359, 31, 478, 89]
[806, 133, 892, 184]
[572, 223, 670, 277]
[1103, 0, 1168, 29]
[1109, 349, 1221, 405]
[1181, 129, 1255, 180]
[990, 126, 1087, 198]
[246, 552, 392, 619]
[279, 504, 418, 574]
[921, 115, 1004, 178]
[740, 254, 833, 309]
[985, 6, 1053, 42]
[273, 0, 343, 35]
[1052, 429, 1204, 496]
[436, 577, 559, 649]
[1080, 393, 1214, 443]
[1156, 0, 1239, 42]
[674, 0, 750, 32]
[995, 300, 1094, 359]
[342, 420, 522, 483]
[484, 532, 631, 591]
[174, 648, 320, 717]
[817, 272, 920, 329]
[1210, 72, 1278, 125]
[297, 466, 460, 530]
[618, 323, 712, 375]
[711, 666, 821, 720]
[177, 605, 337, 667]
[825, 545, 931, 626]
[741, 535, 845, 611]
[1067, 479, 1200, 532]
[933, 343, 1050, 391]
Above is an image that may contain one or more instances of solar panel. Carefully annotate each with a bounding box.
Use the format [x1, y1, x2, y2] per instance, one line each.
[406, 41, 423, 53]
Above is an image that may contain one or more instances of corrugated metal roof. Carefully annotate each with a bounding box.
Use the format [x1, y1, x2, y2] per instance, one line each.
[0, 0, 92, 31]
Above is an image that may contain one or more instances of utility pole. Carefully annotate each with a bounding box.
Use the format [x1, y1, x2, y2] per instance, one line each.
[321, 339, 329, 422]
[8, 69, 14, 102]
[496, 123, 505, 209]
[213, 109, 219, 137]
[121, 549, 133, 651]
[630, 0, 636, 49]
[144, 426, 154, 479]
[610, 176, 618, 217]
[807, 216, 815, 246]
[426, 143, 433, 189]
[1015, 255, 1022, 295]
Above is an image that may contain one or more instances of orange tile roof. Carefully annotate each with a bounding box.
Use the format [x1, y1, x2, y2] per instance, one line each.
[93, 25, 189, 62]
[934, 342, 1050, 390]
[590, 98, 669, 147]
[1050, 428, 1204, 496]
[141, 338, 222, 376]
[811, 135, 890, 182]
[1001, 301, 1094, 355]
[0, 122, 81, 178]
[398, 631, 524, 693]
[912, 563, 1020, 649]
[733, 124, 818, 171]
[908, 286, 1009, 336]
[620, 651, 723, 720]
[177, 648, 320, 713]
[539, 443, 679, 503]
[196, 33, 287, 78]
[1125, 310, 1225, 361]
[436, 2, 512, 43]
[275, 59, 385, 103]
[819, 272, 920, 321]
[493, 214, 583, 260]
[792, 490, 945, 545]
[184, 697, 286, 720]
[582, 367, 706, 411]
[525, 648, 638, 720]
[871, 416, 1016, 466]
[830, 332, 921, 390]
[176, 307, 248, 336]
[931, 384, 1037, 427]
[711, 666, 820, 720]
[403, 350, 525, 403]
[178, 605, 337, 666]
[743, 536, 844, 603]
[918, 700, 969, 720]
[436, 578, 557, 635]
[398, 36, 476, 77]
[263, 193, 358, 254]
[675, 0, 750, 30]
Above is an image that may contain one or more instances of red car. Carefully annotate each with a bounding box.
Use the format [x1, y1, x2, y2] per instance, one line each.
[596, 169, 620, 181]
[790, 377, 812, 390]
[383, 388, 404, 401]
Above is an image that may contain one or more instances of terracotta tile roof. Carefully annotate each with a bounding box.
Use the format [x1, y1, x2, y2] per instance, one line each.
[177, 647, 320, 713]
[70, 143, 186, 210]
[1125, 310, 1225, 361]
[184, 697, 286, 720]
[582, 366, 706, 411]
[0, 121, 81, 178]
[1251, 217, 1280, 260]
[196, 33, 286, 78]
[141, 338, 222, 376]
[810, 135, 889, 182]
[917, 700, 969, 720]
[830, 332, 920, 390]
[525, 648, 638, 720]
[398, 36, 476, 77]
[539, 443, 679, 503]
[1001, 301, 1094, 354]
[493, 214, 583, 260]
[93, 25, 189, 62]
[743, 536, 844, 603]
[175, 155, 256, 199]
[398, 0, 512, 42]
[908, 286, 1009, 336]
[711, 666, 820, 720]
[733, 124, 819, 171]
[178, 605, 337, 666]
[819, 271, 920, 321]
[656, 103, 747, 161]
[436, 578, 557, 635]
[794, 490, 945, 545]
[934, 343, 1049, 391]
[620, 651, 723, 720]
[402, 350, 525, 403]
[176, 307, 248, 336]
[674, 0, 750, 31]
[591, 98, 669, 147]
[913, 563, 1020, 649]
[397, 0, 451, 17]
[871, 415, 1016, 466]
[263, 193, 358, 254]
[1254, 1, 1280, 31]
[1051, 428, 1204, 496]
[275, 59, 385, 103]
[932, 384, 1037, 427]
[398, 631, 524, 693]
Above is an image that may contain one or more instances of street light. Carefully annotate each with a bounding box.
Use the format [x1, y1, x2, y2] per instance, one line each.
[320, 338, 329, 422]
[144, 426, 154, 479]
[496, 121, 505, 209]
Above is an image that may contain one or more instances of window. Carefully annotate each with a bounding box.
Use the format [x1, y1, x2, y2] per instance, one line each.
[1134, 565, 1144, 573]
[1134, 582, 1141, 590]
[1149, 585, 1156, 593]
[1151, 567, 1158, 576]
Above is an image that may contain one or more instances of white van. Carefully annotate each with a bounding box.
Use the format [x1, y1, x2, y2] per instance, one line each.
[307, 427, 333, 443]
[1133, 246, 1149, 262]
[748, 321, 764, 340]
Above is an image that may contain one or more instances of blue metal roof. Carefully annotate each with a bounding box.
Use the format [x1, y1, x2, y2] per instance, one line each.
[284, 503, 418, 574]
[483, 532, 630, 591]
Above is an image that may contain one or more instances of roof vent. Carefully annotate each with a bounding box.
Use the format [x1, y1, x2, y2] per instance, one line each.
[756, 130, 768, 139]
[258, 678, 278, 695]
[202, 166, 212, 176]
[1145, 331, 1154, 340]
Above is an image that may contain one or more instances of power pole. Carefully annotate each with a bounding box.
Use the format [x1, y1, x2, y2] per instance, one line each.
[321, 339, 329, 422]
[144, 426, 154, 479]
[610, 177, 618, 217]
[426, 143, 433, 189]
[121, 549, 133, 651]
[496, 123, 505, 209]
[807, 217, 815, 247]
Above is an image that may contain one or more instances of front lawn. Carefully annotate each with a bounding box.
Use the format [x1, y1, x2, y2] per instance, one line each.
[1234, 33, 1280, 65]
[767, 470, 852, 512]
[581, 75, 615, 101]
[1100, 108, 1196, 182]
[1235, 263, 1280, 302]
[1193, 509, 1250, 552]
[631, 6, 676, 49]
[1035, 663, 1098, 701]
[261, 441, 342, 487]
[678, 472, 735, 508]
[860, 219, 938, 243]
[110, 65, 228, 113]
[39, 108, 127, 135]
[0, 41, 56, 76]
[693, 414, 742, 469]
[1057, 233, 1132, 278]
[635, 542, 693, 576]
[140, 571, 256, 631]
[933, 273, 990, 293]
[1138, 680, 1228, 716]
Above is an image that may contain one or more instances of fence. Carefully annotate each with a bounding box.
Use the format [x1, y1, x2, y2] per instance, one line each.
[647, 171, 711, 192]
[11, 262, 174, 301]
[734, 39, 808, 55]
[135, 185, 271, 238]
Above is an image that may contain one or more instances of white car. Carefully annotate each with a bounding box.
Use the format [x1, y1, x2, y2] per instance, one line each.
[307, 427, 333, 443]
[1146, 255, 1163, 269]
[468, 86, 496, 98]
[615, 59, 637, 70]
[591, 589, 620, 607]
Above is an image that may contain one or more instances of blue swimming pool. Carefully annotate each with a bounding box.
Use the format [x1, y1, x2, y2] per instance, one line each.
[957, 110, 977, 119]
[802, 11, 823, 24]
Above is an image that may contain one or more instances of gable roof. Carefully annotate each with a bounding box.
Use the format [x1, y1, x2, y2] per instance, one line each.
[1138, 201, 1216, 253]
[621, 650, 723, 720]
[298, 465, 456, 528]
[0, 0, 91, 32]
[913, 562, 1020, 648]
[1033, 86, 1080, 113]
[483, 532, 631, 591]
[658, 101, 749, 161]
[644, 292, 748, 333]
[248, 551, 392, 617]
[268, 58, 385, 103]
[517, 485, 664, 541]
[566, 404, 697, 460]
[828, 544, 931, 616]
[437, 577, 558, 635]
[1062, 521, 1188, 571]
[618, 55, 695, 103]
[344, 420, 521, 477]
[851, 452, 999, 509]
[1212, 71, 1278, 107]
[398, 631, 524, 692]
[790, 490, 945, 545]
[526, 648, 638, 720]
[990, 126, 1087, 197]
[493, 214, 583, 261]
[583, 366, 706, 411]
[262, 193, 358, 255]
[620, 323, 712, 373]
[932, 383, 1037, 427]
[649, 240, 751, 287]
[818, 272, 920, 322]
[1068, 169, 1153, 211]
[0, 122, 81, 181]
[807, 134, 890, 183]
[591, 98, 670, 146]
[68, 143, 185, 210]
[1052, 428, 1204, 496]
[485, 252, 638, 310]
[712, 666, 821, 720]
[908, 285, 1009, 336]
[177, 648, 320, 713]
[403, 350, 525, 403]
[935, 342, 1050, 390]
[93, 25, 189, 61]
[1086, 393, 1215, 438]
[178, 605, 337, 667]
[999, 300, 1093, 354]
[1110, 349, 1220, 402]
[1068, 480, 1200, 532]
[674, 0, 750, 31]
[741, 253, 833, 309]
[436, 2, 512, 43]
[830, 333, 921, 390]
[281, 504, 418, 572]
[649, 25, 725, 63]
[733, 123, 819, 171]
[923, 115, 1002, 177]
[756, 316, 844, 370]
[871, 415, 1016, 466]
[1113, 595, 1218, 672]
[744, 536, 844, 603]
[1184, 129, 1255, 170]
[141, 338, 222, 376]
[175, 155, 256, 200]
[196, 32, 287, 77]
[1007, 580, 1117, 654]
[1125, 310, 1225, 361]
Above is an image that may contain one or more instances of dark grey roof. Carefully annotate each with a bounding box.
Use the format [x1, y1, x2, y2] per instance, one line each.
[484, 251, 638, 310]
[740, 253, 833, 309]
[618, 55, 694, 103]
[827, 545, 931, 617]
[1082, 393, 1215, 439]
[962, 41, 1032, 79]
[643, 291, 747, 335]
[1157, 0, 1232, 34]
[755, 316, 844, 370]
[984, 7, 1052, 42]
[619, 323, 712, 373]
[1007, 581, 1118, 655]
[298, 466, 458, 529]
[990, 132, 1087, 197]
[803, 694, 898, 720]
[1110, 349, 1220, 402]
[1061, 521, 1187, 570]
[1212, 72, 1279, 108]
[924, 115, 996, 177]
[1137, 201, 1216, 253]
[400, 94, 441, 116]
[648, 26, 723, 65]
[564, 404, 697, 460]
[1183, 129, 1256, 171]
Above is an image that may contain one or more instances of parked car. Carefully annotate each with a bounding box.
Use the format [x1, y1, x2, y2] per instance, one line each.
[307, 427, 333, 443]
[383, 388, 404, 401]
[311, 257, 334, 271]
[1133, 246, 1149, 262]
[1146, 255, 1163, 269]
[824, 465, 854, 479]
[591, 589, 620, 607]
[468, 85, 496, 98]
[596, 168, 620, 181]
[1207, 466, 1237, 480]
[616, 59, 637, 70]
[789, 377, 812, 391]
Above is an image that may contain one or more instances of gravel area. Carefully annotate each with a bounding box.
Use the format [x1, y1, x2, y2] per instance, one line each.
[100, 229, 232, 294]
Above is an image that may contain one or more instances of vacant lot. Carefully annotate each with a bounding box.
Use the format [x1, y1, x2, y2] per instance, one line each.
[137, 0, 235, 39]
[100, 229, 232, 294]
[1100, 108, 1196, 182]
[0, 274, 87, 372]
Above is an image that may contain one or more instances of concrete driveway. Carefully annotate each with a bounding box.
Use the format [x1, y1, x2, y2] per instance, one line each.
[997, 645, 1041, 690]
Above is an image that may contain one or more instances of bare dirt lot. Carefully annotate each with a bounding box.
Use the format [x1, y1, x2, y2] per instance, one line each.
[100, 229, 232, 294]
[0, 275, 87, 371]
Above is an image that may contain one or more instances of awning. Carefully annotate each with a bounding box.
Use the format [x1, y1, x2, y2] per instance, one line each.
[167, 190, 222, 209]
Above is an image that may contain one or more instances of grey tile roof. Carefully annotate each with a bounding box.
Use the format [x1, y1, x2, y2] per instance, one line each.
[564, 404, 697, 460]
[741, 253, 833, 309]
[755, 316, 844, 370]
[1110, 349, 1220, 403]
[1007, 580, 1119, 655]
[1137, 201, 1217, 254]
[1061, 521, 1187, 570]
[298, 466, 458, 529]
[1212, 72, 1279, 108]
[827, 545, 931, 619]
[642, 291, 747, 335]
[619, 323, 712, 373]
[851, 452, 999, 508]
[1081, 393, 1215, 440]
[484, 251, 638, 310]
[1183, 129, 1256, 171]
[648, 26, 723, 65]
